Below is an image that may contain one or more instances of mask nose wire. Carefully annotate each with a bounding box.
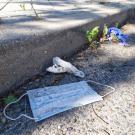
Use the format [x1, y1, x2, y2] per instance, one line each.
[86, 79, 116, 98]
[3, 93, 37, 121]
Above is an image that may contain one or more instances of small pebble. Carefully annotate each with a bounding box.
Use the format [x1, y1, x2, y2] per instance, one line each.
[67, 127, 73, 132]
[58, 125, 62, 129]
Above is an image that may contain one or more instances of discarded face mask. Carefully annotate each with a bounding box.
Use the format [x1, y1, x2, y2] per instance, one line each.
[46, 57, 85, 78]
[106, 27, 128, 46]
[3, 80, 115, 122]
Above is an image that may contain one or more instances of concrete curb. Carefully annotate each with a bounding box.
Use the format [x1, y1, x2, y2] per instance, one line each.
[0, 7, 135, 95]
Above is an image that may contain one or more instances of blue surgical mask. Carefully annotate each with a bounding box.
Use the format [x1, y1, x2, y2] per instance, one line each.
[27, 81, 103, 122]
[3, 80, 115, 122]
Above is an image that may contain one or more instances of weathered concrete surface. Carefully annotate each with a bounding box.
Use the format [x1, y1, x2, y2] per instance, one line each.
[0, 0, 135, 94]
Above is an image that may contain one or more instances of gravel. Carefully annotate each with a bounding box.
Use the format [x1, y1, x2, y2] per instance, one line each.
[0, 20, 135, 135]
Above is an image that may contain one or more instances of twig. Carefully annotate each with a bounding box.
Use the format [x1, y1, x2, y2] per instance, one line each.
[0, 0, 13, 11]
[92, 104, 109, 125]
[103, 129, 110, 135]
[30, 0, 39, 19]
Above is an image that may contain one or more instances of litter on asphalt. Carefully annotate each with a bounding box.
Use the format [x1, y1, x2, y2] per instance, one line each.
[3, 80, 115, 122]
[46, 57, 85, 78]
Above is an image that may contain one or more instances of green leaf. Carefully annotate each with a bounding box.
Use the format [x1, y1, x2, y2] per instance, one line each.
[20, 4, 26, 11]
[4, 95, 17, 105]
[86, 26, 99, 43]
[103, 24, 108, 38]
[91, 26, 99, 35]
[115, 22, 119, 28]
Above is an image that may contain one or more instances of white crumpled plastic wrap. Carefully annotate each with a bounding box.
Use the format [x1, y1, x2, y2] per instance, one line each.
[46, 57, 85, 78]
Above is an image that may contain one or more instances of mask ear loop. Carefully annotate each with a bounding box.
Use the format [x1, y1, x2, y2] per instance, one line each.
[86, 80, 116, 98]
[3, 93, 38, 121]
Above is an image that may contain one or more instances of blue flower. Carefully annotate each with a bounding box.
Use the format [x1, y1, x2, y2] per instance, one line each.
[106, 27, 128, 46]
